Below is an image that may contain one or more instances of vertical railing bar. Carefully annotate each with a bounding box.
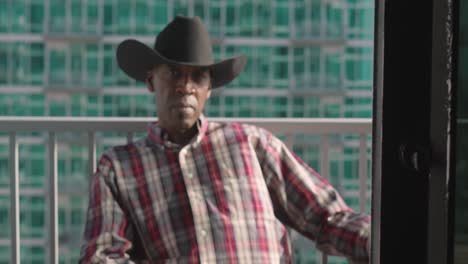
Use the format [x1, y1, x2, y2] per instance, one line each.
[320, 134, 330, 179]
[48, 132, 58, 264]
[9, 132, 20, 264]
[322, 254, 328, 264]
[88, 131, 96, 190]
[359, 133, 368, 212]
[320, 134, 329, 264]
[284, 133, 294, 151]
[126, 132, 134, 144]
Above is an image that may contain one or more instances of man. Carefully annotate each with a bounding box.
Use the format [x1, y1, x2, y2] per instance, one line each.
[80, 16, 370, 263]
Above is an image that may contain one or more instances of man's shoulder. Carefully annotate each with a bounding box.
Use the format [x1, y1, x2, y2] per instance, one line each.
[207, 120, 271, 137]
[100, 137, 149, 162]
[208, 121, 268, 134]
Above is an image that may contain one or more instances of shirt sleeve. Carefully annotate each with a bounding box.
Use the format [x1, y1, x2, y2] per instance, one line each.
[79, 153, 136, 264]
[255, 129, 370, 261]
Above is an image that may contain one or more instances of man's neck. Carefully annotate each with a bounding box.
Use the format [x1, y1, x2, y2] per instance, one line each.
[164, 123, 199, 146]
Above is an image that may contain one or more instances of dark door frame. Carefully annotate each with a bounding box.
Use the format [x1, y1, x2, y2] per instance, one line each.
[371, 0, 458, 263]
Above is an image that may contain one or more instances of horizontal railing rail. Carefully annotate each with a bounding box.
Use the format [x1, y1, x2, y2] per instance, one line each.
[1, 117, 372, 264]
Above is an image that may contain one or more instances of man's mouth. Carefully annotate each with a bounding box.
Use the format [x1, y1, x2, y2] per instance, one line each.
[173, 103, 193, 108]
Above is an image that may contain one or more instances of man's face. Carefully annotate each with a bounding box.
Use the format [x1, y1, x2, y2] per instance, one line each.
[147, 64, 212, 132]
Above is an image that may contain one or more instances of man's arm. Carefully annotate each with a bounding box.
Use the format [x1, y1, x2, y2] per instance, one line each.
[79, 153, 135, 264]
[255, 129, 370, 262]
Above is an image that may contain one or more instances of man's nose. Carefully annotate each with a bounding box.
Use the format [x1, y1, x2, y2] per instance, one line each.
[175, 73, 195, 94]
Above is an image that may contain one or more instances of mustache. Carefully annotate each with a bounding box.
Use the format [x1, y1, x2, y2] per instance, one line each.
[170, 96, 198, 108]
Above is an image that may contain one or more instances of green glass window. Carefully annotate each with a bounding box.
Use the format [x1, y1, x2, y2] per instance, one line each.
[294, 47, 321, 89]
[117, 0, 131, 34]
[292, 96, 305, 117]
[238, 1, 254, 37]
[255, 47, 271, 88]
[70, 95, 83, 116]
[308, 48, 321, 87]
[326, 2, 343, 37]
[134, 95, 154, 117]
[49, 48, 67, 85]
[70, 44, 82, 85]
[347, 2, 374, 39]
[49, 0, 66, 33]
[103, 2, 115, 34]
[11, 1, 27, 33]
[208, 2, 222, 36]
[86, 1, 99, 34]
[11, 44, 30, 85]
[30, 1, 44, 33]
[193, 2, 206, 20]
[272, 47, 289, 88]
[309, 0, 322, 36]
[85, 44, 99, 87]
[135, 0, 150, 34]
[303, 96, 321, 117]
[274, 1, 289, 37]
[293, 0, 305, 37]
[150, 2, 169, 33]
[324, 102, 342, 117]
[225, 2, 236, 36]
[30, 94, 45, 116]
[103, 95, 115, 116]
[204, 95, 220, 117]
[0, 43, 7, 84]
[0, 1, 8, 32]
[325, 51, 342, 88]
[102, 44, 114, 86]
[272, 96, 288, 117]
[86, 95, 100, 116]
[345, 47, 373, 83]
[70, 0, 83, 33]
[31, 43, 44, 85]
[173, 0, 189, 19]
[48, 95, 68, 116]
[0, 197, 8, 238]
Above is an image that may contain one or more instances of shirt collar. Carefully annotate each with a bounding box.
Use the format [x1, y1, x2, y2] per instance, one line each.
[147, 114, 208, 149]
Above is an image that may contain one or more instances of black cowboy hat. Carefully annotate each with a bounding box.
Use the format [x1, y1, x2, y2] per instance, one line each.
[116, 15, 247, 88]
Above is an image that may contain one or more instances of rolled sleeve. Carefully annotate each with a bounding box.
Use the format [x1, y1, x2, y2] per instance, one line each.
[79, 153, 135, 264]
[256, 129, 370, 261]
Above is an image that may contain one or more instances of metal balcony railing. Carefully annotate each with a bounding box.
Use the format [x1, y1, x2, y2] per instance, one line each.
[0, 117, 372, 264]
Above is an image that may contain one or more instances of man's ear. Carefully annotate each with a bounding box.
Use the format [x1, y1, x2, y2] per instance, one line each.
[146, 75, 155, 93]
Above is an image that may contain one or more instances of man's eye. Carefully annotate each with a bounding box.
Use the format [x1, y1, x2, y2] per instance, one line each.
[193, 70, 209, 82]
[170, 68, 181, 78]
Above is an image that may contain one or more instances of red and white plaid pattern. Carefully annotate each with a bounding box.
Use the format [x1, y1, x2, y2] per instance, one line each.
[79, 116, 370, 263]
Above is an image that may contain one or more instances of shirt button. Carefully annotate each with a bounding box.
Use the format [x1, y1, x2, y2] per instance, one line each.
[200, 229, 207, 237]
[187, 172, 193, 179]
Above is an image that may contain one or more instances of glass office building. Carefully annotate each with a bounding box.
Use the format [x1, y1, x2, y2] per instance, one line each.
[0, 0, 374, 263]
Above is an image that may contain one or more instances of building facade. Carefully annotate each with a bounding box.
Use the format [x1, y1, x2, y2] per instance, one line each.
[0, 0, 374, 263]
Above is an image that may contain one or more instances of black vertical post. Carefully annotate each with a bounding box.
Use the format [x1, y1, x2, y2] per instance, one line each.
[372, 0, 434, 263]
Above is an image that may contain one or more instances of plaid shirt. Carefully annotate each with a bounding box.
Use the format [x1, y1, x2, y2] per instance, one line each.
[79, 116, 370, 263]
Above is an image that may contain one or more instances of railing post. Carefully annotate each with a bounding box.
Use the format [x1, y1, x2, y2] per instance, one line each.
[88, 132, 96, 191]
[48, 132, 59, 264]
[284, 133, 294, 151]
[320, 134, 330, 264]
[359, 133, 368, 212]
[126, 132, 134, 143]
[9, 132, 20, 264]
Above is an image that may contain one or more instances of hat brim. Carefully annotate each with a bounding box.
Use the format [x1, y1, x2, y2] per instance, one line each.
[116, 39, 247, 88]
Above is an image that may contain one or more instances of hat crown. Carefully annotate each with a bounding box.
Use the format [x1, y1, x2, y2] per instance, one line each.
[154, 16, 214, 65]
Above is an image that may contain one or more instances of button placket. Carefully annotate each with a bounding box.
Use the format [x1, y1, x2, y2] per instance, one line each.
[178, 146, 215, 262]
